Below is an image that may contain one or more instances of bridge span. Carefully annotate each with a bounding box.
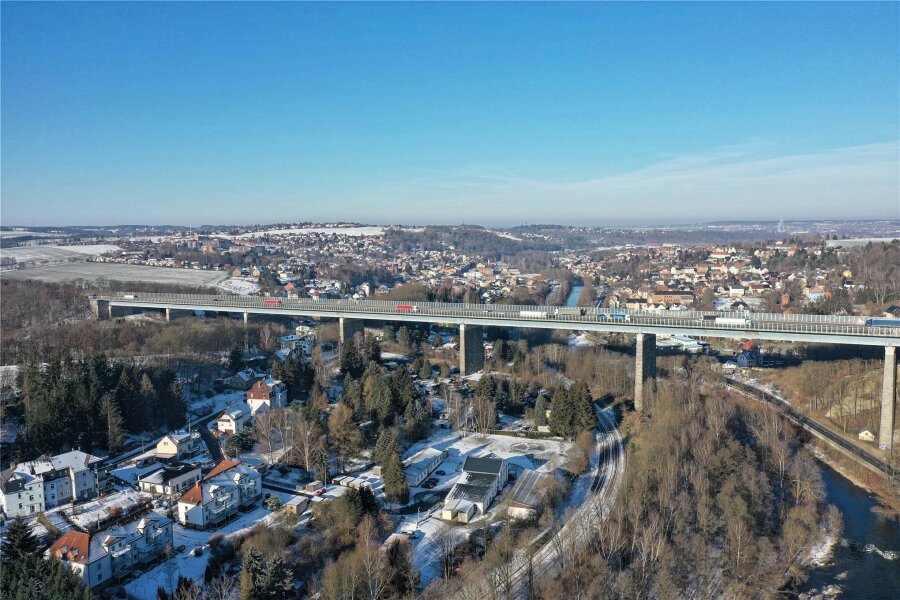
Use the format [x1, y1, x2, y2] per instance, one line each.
[90, 292, 899, 454]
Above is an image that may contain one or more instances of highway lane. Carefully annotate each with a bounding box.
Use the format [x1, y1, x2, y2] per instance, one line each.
[94, 293, 900, 346]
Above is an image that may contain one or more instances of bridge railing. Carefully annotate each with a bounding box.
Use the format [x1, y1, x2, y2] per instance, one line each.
[96, 292, 899, 338]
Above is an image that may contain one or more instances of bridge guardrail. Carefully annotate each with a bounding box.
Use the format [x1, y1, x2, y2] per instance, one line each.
[96, 292, 900, 339]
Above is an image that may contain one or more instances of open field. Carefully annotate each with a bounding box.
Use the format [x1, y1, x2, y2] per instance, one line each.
[0, 244, 121, 264]
[0, 262, 228, 287]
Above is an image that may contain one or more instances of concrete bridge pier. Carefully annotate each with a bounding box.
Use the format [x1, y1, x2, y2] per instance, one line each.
[879, 346, 897, 453]
[634, 333, 657, 412]
[90, 299, 111, 320]
[165, 308, 192, 322]
[459, 323, 485, 375]
[339, 317, 365, 345]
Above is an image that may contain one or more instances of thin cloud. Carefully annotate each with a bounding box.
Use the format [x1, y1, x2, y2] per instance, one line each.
[344, 141, 899, 224]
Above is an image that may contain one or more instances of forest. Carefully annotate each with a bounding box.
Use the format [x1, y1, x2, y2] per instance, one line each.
[9, 356, 185, 461]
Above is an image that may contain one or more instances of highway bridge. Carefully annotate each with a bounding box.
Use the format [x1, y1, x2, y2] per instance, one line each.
[89, 292, 899, 453]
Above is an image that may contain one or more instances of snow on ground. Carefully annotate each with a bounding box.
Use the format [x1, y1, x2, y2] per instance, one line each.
[67, 489, 151, 531]
[0, 416, 22, 445]
[0, 244, 120, 263]
[216, 277, 260, 295]
[124, 493, 299, 600]
[380, 351, 410, 361]
[490, 231, 523, 242]
[1, 263, 227, 286]
[110, 461, 166, 486]
[236, 226, 385, 238]
[567, 332, 596, 348]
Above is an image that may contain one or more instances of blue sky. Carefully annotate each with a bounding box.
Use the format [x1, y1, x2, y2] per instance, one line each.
[2, 2, 898, 226]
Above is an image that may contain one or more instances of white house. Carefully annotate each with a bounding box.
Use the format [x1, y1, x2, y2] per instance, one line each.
[1, 451, 102, 518]
[858, 429, 876, 442]
[156, 431, 202, 461]
[246, 378, 287, 415]
[46, 513, 173, 588]
[137, 464, 201, 497]
[176, 460, 262, 529]
[217, 402, 252, 434]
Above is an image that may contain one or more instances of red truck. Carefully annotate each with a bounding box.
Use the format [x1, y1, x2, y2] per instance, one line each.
[263, 299, 283, 307]
[395, 304, 417, 312]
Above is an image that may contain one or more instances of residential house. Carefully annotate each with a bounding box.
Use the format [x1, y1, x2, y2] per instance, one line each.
[46, 513, 173, 588]
[216, 402, 252, 435]
[1, 451, 103, 518]
[138, 465, 201, 497]
[246, 379, 287, 415]
[224, 368, 265, 391]
[176, 460, 262, 529]
[155, 431, 202, 461]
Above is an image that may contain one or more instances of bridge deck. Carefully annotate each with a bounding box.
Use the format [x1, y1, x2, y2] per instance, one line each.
[94, 293, 900, 347]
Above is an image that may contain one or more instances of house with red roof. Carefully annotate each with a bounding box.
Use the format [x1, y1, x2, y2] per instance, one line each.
[176, 460, 262, 529]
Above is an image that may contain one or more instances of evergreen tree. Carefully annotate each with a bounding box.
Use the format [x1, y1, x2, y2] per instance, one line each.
[572, 380, 596, 432]
[397, 326, 411, 349]
[439, 362, 451, 379]
[432, 331, 443, 348]
[313, 441, 330, 483]
[228, 347, 245, 373]
[418, 358, 432, 380]
[385, 539, 419, 599]
[100, 393, 126, 455]
[533, 396, 548, 427]
[383, 324, 396, 343]
[404, 399, 428, 442]
[240, 546, 266, 600]
[0, 517, 39, 562]
[372, 429, 396, 465]
[549, 386, 576, 439]
[382, 448, 409, 504]
[364, 333, 382, 364]
[260, 555, 293, 599]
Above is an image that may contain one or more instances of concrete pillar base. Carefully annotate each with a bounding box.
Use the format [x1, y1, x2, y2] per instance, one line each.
[879, 346, 897, 453]
[90, 299, 111, 321]
[635, 333, 657, 412]
[339, 317, 364, 345]
[459, 324, 485, 375]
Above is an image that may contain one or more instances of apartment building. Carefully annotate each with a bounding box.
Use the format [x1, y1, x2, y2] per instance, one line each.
[1, 451, 103, 518]
[46, 513, 173, 588]
[176, 460, 262, 529]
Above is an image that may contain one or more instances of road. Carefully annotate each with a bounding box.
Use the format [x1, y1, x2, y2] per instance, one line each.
[727, 377, 895, 478]
[95, 292, 900, 347]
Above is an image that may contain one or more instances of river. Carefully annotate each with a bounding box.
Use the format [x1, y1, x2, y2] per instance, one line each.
[565, 284, 583, 308]
[800, 461, 900, 598]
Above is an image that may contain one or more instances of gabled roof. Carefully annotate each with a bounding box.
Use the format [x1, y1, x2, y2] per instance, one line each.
[49, 531, 92, 565]
[462, 456, 505, 476]
[180, 481, 203, 506]
[204, 460, 241, 480]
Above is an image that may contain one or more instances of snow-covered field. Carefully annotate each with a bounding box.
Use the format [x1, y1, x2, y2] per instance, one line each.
[0, 244, 121, 263]
[1, 263, 228, 286]
[216, 277, 260, 295]
[236, 226, 386, 238]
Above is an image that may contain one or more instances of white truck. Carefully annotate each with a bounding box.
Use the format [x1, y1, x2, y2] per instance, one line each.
[519, 310, 548, 319]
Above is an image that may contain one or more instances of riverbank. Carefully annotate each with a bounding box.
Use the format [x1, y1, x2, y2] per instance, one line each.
[808, 439, 900, 515]
[795, 451, 900, 600]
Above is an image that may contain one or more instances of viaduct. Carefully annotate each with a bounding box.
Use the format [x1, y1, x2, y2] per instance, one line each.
[90, 293, 899, 455]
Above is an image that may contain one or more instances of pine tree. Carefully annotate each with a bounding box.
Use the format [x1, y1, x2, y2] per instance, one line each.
[100, 393, 125, 454]
[1, 517, 39, 561]
[228, 347, 245, 373]
[240, 546, 266, 600]
[549, 386, 575, 439]
[313, 442, 330, 484]
[533, 396, 548, 427]
[372, 429, 396, 465]
[419, 358, 432, 380]
[261, 554, 293, 599]
[385, 539, 419, 599]
[572, 380, 596, 432]
[382, 448, 409, 504]
[383, 324, 396, 343]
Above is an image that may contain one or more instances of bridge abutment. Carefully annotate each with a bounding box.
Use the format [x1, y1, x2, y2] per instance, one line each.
[635, 333, 657, 412]
[879, 345, 897, 453]
[459, 324, 485, 375]
[339, 317, 365, 345]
